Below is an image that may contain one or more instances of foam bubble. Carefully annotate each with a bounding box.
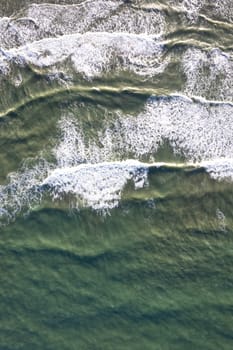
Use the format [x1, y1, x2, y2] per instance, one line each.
[42, 160, 149, 211]
[151, 97, 233, 163]
[0, 1, 165, 49]
[31, 96, 233, 196]
[54, 96, 233, 178]
[0, 32, 166, 81]
[182, 47, 233, 101]
[53, 111, 163, 165]
[54, 116, 86, 168]
[0, 1, 122, 49]
[202, 159, 233, 181]
[0, 157, 149, 224]
[95, 6, 165, 35]
[55, 95, 233, 164]
[168, 0, 205, 22]
[0, 158, 52, 225]
[216, 208, 226, 232]
[182, 0, 204, 21]
[214, 0, 233, 23]
[1, 94, 233, 225]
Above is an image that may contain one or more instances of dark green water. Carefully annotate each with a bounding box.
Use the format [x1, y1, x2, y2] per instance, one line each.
[0, 1, 233, 349]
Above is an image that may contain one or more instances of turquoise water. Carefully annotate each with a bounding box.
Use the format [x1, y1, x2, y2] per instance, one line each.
[0, 1, 233, 349]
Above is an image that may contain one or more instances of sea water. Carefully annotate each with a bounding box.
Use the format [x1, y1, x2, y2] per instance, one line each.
[0, 1, 232, 349]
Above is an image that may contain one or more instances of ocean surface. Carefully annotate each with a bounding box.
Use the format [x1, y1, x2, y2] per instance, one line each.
[0, 0, 233, 349]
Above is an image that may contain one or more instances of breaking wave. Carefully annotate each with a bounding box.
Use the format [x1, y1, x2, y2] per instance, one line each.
[1, 94, 233, 225]
[53, 96, 233, 164]
[42, 160, 149, 211]
[0, 32, 166, 82]
[0, 0, 233, 226]
[0, 158, 52, 225]
[0, 1, 165, 49]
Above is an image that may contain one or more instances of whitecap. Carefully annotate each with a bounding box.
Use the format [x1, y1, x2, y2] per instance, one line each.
[0, 158, 52, 225]
[167, 0, 205, 22]
[201, 158, 233, 181]
[42, 160, 149, 211]
[0, 32, 166, 82]
[0, 1, 165, 49]
[54, 96, 233, 178]
[214, 0, 233, 23]
[182, 47, 233, 101]
[1, 94, 233, 225]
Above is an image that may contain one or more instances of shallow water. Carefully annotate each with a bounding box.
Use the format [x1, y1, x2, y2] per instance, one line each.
[0, 1, 233, 349]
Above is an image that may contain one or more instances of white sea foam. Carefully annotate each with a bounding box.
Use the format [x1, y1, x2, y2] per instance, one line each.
[42, 160, 149, 211]
[0, 1, 121, 49]
[183, 0, 205, 21]
[0, 0, 232, 226]
[182, 47, 233, 101]
[0, 1, 165, 49]
[54, 96, 233, 179]
[149, 97, 233, 164]
[168, 0, 205, 21]
[1, 94, 233, 225]
[216, 208, 226, 232]
[214, 0, 233, 23]
[95, 6, 165, 35]
[0, 32, 166, 82]
[0, 158, 52, 225]
[53, 112, 163, 164]
[0, 157, 149, 224]
[201, 159, 233, 181]
[54, 116, 86, 168]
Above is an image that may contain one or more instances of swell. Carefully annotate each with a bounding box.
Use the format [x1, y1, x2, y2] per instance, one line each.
[0, 155, 232, 226]
[2, 86, 233, 120]
[1, 93, 233, 216]
[164, 28, 233, 52]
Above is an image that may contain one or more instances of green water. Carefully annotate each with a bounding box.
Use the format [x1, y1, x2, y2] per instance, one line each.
[1, 174, 233, 349]
[0, 1, 233, 349]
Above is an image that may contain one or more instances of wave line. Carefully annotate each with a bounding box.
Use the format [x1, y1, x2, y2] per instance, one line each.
[1, 87, 233, 119]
